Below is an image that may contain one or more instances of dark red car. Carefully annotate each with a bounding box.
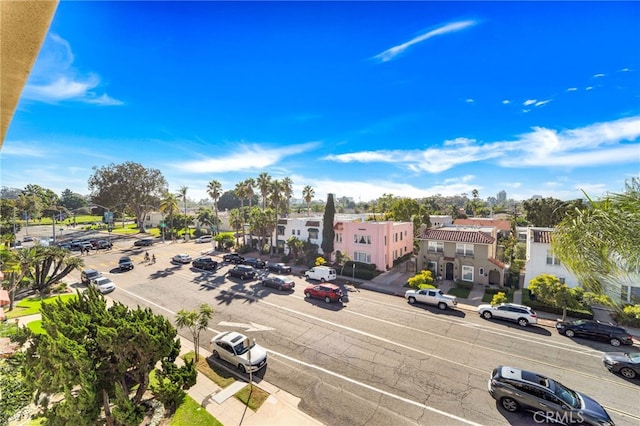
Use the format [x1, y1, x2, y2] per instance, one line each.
[304, 283, 343, 303]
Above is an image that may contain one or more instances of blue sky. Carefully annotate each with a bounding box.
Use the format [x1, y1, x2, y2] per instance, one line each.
[3, 1, 639, 204]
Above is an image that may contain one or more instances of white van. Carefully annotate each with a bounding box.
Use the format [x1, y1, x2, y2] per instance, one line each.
[304, 266, 337, 282]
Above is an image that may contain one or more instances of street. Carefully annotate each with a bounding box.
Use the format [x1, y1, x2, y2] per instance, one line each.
[21, 228, 640, 425]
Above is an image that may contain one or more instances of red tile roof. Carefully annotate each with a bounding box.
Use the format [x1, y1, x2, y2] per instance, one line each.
[488, 257, 505, 269]
[453, 218, 511, 231]
[419, 229, 496, 244]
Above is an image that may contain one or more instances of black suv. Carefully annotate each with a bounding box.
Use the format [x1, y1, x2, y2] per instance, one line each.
[223, 253, 245, 264]
[81, 269, 102, 284]
[243, 257, 266, 269]
[192, 257, 218, 271]
[556, 319, 634, 347]
[227, 265, 256, 280]
[118, 256, 134, 271]
[267, 262, 292, 274]
[488, 366, 613, 426]
[134, 238, 155, 247]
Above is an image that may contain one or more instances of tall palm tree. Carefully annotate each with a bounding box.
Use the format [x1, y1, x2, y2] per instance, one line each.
[228, 208, 244, 248]
[269, 179, 284, 254]
[302, 185, 315, 217]
[207, 180, 222, 235]
[178, 186, 189, 237]
[159, 192, 180, 239]
[281, 177, 293, 217]
[234, 181, 247, 208]
[244, 178, 256, 207]
[257, 172, 271, 210]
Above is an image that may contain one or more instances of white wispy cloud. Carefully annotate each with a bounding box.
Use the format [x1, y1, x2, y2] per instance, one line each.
[502, 100, 511, 105]
[593, 73, 605, 78]
[465, 98, 475, 104]
[323, 116, 640, 173]
[586, 86, 593, 91]
[0, 142, 48, 157]
[172, 141, 320, 173]
[373, 20, 477, 62]
[567, 87, 578, 92]
[534, 100, 551, 107]
[22, 33, 123, 105]
[523, 99, 537, 106]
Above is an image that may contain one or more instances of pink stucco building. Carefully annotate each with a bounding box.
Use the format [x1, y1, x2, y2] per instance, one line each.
[333, 220, 414, 270]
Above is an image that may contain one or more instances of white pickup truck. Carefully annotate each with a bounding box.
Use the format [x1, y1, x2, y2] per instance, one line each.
[404, 288, 458, 310]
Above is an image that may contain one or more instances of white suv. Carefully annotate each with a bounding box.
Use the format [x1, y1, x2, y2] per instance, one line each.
[477, 303, 538, 327]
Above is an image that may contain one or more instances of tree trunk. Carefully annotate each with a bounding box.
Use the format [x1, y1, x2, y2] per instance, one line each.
[103, 389, 114, 426]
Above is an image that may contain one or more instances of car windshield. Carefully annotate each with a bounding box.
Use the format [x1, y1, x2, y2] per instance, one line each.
[233, 340, 253, 355]
[626, 353, 640, 363]
[553, 381, 579, 408]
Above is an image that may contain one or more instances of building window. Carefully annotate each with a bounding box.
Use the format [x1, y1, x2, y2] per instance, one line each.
[558, 277, 565, 284]
[427, 261, 438, 275]
[354, 251, 371, 263]
[461, 265, 474, 282]
[384, 236, 387, 246]
[309, 230, 319, 239]
[292, 229, 295, 235]
[277, 226, 285, 236]
[428, 241, 444, 253]
[297, 230, 300, 235]
[335, 233, 342, 243]
[354, 234, 371, 245]
[400, 232, 403, 241]
[546, 251, 561, 265]
[456, 243, 474, 257]
[479, 267, 485, 276]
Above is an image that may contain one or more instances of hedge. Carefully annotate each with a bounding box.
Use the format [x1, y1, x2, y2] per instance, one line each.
[521, 289, 593, 320]
[343, 261, 377, 271]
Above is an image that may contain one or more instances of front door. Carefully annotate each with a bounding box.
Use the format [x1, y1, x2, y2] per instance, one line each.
[445, 262, 454, 280]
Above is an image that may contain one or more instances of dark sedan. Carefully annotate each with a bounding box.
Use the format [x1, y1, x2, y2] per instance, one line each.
[267, 262, 292, 274]
[602, 351, 640, 379]
[192, 257, 218, 271]
[261, 275, 295, 291]
[556, 319, 634, 347]
[244, 257, 266, 269]
[227, 265, 256, 280]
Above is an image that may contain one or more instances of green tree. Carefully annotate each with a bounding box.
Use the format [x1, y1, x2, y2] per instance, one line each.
[0, 246, 44, 310]
[552, 178, 640, 305]
[491, 292, 508, 305]
[249, 206, 276, 254]
[21, 245, 84, 298]
[22, 287, 195, 425]
[521, 197, 569, 227]
[302, 185, 315, 217]
[175, 304, 214, 362]
[269, 179, 284, 253]
[281, 177, 293, 217]
[0, 346, 33, 424]
[228, 208, 244, 248]
[88, 162, 168, 232]
[59, 189, 87, 211]
[15, 192, 41, 230]
[321, 193, 336, 261]
[244, 178, 256, 207]
[407, 270, 435, 289]
[207, 180, 222, 235]
[178, 186, 189, 236]
[160, 192, 180, 239]
[389, 197, 419, 222]
[257, 172, 272, 210]
[528, 274, 577, 320]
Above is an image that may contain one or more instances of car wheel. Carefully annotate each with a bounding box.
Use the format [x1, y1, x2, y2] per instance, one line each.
[438, 302, 447, 310]
[241, 275, 246, 280]
[304, 291, 310, 298]
[610, 338, 622, 347]
[213, 350, 220, 359]
[500, 397, 519, 413]
[620, 367, 637, 379]
[238, 364, 246, 373]
[482, 311, 492, 320]
[408, 297, 416, 305]
[324, 296, 332, 303]
[517, 318, 529, 327]
[565, 329, 575, 337]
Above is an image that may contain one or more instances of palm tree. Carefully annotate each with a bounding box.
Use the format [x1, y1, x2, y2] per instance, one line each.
[244, 178, 256, 207]
[269, 179, 284, 254]
[160, 192, 180, 239]
[234, 181, 247, 208]
[257, 172, 271, 210]
[178, 186, 189, 237]
[302, 185, 315, 217]
[228, 208, 244, 248]
[281, 177, 293, 217]
[175, 304, 214, 361]
[207, 180, 222, 235]
[196, 207, 214, 233]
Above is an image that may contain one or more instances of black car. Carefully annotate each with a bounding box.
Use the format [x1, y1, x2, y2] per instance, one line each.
[95, 240, 113, 250]
[81, 269, 102, 284]
[244, 257, 266, 269]
[556, 319, 634, 347]
[223, 253, 245, 264]
[261, 275, 295, 291]
[118, 256, 134, 271]
[602, 351, 640, 379]
[192, 257, 218, 271]
[267, 262, 292, 274]
[227, 265, 256, 280]
[134, 238, 155, 247]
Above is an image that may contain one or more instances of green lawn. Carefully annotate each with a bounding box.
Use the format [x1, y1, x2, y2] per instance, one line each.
[234, 384, 270, 411]
[447, 287, 471, 298]
[171, 396, 222, 426]
[5, 294, 77, 319]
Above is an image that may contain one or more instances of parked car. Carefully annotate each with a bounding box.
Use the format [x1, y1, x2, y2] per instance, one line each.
[134, 238, 155, 247]
[304, 266, 337, 282]
[477, 303, 538, 327]
[556, 319, 634, 347]
[173, 253, 192, 264]
[223, 253, 245, 264]
[192, 256, 218, 271]
[261, 275, 295, 291]
[118, 256, 134, 271]
[267, 262, 292, 274]
[95, 240, 112, 249]
[23, 236, 34, 242]
[227, 265, 257, 280]
[244, 257, 266, 269]
[80, 241, 93, 251]
[194, 235, 213, 243]
[81, 269, 102, 284]
[602, 351, 640, 379]
[90, 277, 117, 294]
[405, 288, 457, 310]
[304, 283, 343, 303]
[488, 366, 614, 426]
[210, 331, 267, 373]
[57, 242, 72, 250]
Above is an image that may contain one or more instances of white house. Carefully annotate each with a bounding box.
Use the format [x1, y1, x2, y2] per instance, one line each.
[523, 227, 580, 288]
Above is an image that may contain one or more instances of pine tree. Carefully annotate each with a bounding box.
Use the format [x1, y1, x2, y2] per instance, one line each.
[321, 193, 336, 261]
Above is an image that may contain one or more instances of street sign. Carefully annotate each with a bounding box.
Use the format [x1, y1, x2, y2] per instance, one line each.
[160, 222, 166, 228]
[103, 211, 114, 224]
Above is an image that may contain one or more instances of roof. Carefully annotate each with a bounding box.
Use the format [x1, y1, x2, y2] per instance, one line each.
[532, 229, 552, 243]
[419, 229, 496, 244]
[488, 257, 506, 269]
[453, 218, 512, 231]
[305, 220, 320, 227]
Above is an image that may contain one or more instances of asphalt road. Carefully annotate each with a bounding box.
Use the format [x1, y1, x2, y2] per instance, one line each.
[23, 228, 640, 426]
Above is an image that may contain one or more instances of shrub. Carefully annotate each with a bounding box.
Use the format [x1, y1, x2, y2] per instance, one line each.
[613, 305, 640, 328]
[491, 292, 508, 305]
[406, 270, 434, 289]
[455, 281, 474, 290]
